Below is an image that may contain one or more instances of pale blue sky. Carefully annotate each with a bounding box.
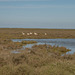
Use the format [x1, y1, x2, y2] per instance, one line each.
[0, 0, 75, 29]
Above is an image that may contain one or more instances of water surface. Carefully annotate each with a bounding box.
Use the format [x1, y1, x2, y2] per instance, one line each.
[12, 39, 75, 54]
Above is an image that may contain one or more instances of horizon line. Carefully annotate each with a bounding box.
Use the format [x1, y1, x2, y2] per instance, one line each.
[0, 27, 75, 29]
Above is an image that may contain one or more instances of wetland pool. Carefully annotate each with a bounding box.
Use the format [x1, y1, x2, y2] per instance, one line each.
[12, 39, 75, 54]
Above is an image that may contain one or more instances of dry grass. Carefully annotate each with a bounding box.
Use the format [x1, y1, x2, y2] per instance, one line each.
[22, 40, 37, 44]
[0, 43, 75, 75]
[0, 28, 75, 39]
[0, 28, 75, 75]
[0, 39, 37, 51]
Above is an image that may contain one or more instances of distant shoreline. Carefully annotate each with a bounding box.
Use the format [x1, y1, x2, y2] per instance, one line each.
[0, 28, 75, 30]
[0, 27, 75, 30]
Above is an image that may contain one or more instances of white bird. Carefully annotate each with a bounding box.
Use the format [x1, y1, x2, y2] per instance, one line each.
[34, 32, 38, 35]
[27, 33, 30, 35]
[45, 33, 47, 35]
[30, 32, 32, 35]
[22, 32, 25, 35]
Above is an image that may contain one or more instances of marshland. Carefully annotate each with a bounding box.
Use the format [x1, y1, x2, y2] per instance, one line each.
[0, 28, 75, 75]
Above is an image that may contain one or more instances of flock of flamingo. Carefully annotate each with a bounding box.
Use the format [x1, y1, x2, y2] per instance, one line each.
[22, 32, 47, 36]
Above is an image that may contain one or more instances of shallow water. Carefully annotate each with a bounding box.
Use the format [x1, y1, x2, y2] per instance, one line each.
[11, 50, 20, 54]
[12, 39, 75, 54]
